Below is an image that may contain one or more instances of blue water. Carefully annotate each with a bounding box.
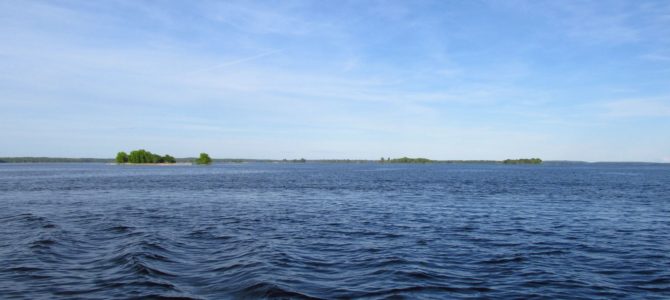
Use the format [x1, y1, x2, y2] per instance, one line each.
[1, 163, 669, 299]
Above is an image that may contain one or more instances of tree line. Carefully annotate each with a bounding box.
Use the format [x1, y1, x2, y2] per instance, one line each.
[502, 158, 542, 164]
[380, 157, 433, 163]
[115, 150, 212, 164]
[116, 150, 176, 164]
[377, 157, 542, 164]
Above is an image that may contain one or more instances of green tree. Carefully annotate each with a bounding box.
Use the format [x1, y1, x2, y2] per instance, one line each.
[151, 154, 164, 163]
[195, 153, 212, 165]
[128, 149, 153, 163]
[128, 150, 141, 163]
[388, 157, 432, 163]
[122, 149, 176, 164]
[503, 158, 543, 164]
[115, 151, 128, 163]
[142, 150, 153, 163]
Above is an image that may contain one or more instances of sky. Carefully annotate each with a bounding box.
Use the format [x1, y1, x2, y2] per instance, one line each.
[1, 0, 669, 161]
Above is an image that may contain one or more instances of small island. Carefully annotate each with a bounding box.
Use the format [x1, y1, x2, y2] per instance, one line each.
[381, 157, 433, 163]
[195, 153, 212, 165]
[116, 149, 176, 164]
[115, 150, 213, 165]
[503, 158, 543, 164]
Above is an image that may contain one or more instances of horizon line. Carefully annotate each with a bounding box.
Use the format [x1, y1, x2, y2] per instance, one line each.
[0, 156, 668, 164]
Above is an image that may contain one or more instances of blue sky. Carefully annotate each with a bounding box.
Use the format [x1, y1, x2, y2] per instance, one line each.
[1, 0, 669, 161]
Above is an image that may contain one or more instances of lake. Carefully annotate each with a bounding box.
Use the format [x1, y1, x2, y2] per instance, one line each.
[0, 163, 669, 299]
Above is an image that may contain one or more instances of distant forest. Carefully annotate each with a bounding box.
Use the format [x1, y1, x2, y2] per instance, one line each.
[502, 158, 543, 164]
[382, 157, 433, 163]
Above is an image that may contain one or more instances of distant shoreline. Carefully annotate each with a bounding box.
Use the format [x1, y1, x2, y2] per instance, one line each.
[0, 157, 666, 164]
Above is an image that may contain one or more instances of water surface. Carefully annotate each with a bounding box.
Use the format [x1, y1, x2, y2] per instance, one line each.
[1, 163, 669, 299]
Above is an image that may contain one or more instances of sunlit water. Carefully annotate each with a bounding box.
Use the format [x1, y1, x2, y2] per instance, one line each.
[1, 163, 669, 299]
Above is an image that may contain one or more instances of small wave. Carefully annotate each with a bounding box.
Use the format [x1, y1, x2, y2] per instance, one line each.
[5, 266, 42, 272]
[365, 256, 412, 268]
[238, 282, 322, 299]
[129, 261, 176, 278]
[630, 277, 670, 286]
[395, 270, 443, 281]
[29, 238, 58, 249]
[489, 241, 524, 247]
[2, 213, 55, 229]
[631, 269, 661, 275]
[139, 241, 171, 253]
[478, 256, 525, 265]
[127, 294, 200, 300]
[130, 280, 179, 290]
[530, 250, 569, 256]
[359, 285, 492, 298]
[0, 213, 42, 222]
[108, 225, 135, 233]
[106, 251, 177, 278]
[207, 261, 265, 273]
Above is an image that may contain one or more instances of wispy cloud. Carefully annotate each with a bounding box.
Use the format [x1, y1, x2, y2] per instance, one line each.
[206, 1, 329, 36]
[184, 49, 283, 76]
[601, 98, 670, 117]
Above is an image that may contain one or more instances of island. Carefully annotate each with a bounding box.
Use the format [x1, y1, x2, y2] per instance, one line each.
[502, 158, 543, 164]
[382, 157, 433, 163]
[116, 150, 176, 164]
[195, 153, 212, 165]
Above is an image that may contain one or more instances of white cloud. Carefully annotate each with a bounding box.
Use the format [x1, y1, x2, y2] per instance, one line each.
[601, 98, 670, 117]
[206, 1, 328, 36]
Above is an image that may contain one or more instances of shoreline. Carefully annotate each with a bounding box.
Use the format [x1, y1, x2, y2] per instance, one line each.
[1, 158, 668, 164]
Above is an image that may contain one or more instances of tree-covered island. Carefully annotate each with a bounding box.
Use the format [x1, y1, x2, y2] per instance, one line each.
[381, 157, 433, 163]
[195, 153, 212, 165]
[113, 150, 214, 165]
[503, 158, 543, 164]
[115, 149, 177, 164]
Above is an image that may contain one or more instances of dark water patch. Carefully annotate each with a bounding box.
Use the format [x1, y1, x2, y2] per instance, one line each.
[29, 238, 58, 248]
[358, 285, 493, 298]
[478, 255, 526, 265]
[127, 295, 200, 300]
[237, 282, 321, 299]
[4, 266, 43, 273]
[108, 225, 135, 233]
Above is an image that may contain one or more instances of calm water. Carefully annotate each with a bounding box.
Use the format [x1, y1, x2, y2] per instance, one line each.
[1, 163, 669, 299]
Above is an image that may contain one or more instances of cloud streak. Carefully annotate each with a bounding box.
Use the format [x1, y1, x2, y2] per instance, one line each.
[601, 98, 670, 117]
[184, 49, 283, 76]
